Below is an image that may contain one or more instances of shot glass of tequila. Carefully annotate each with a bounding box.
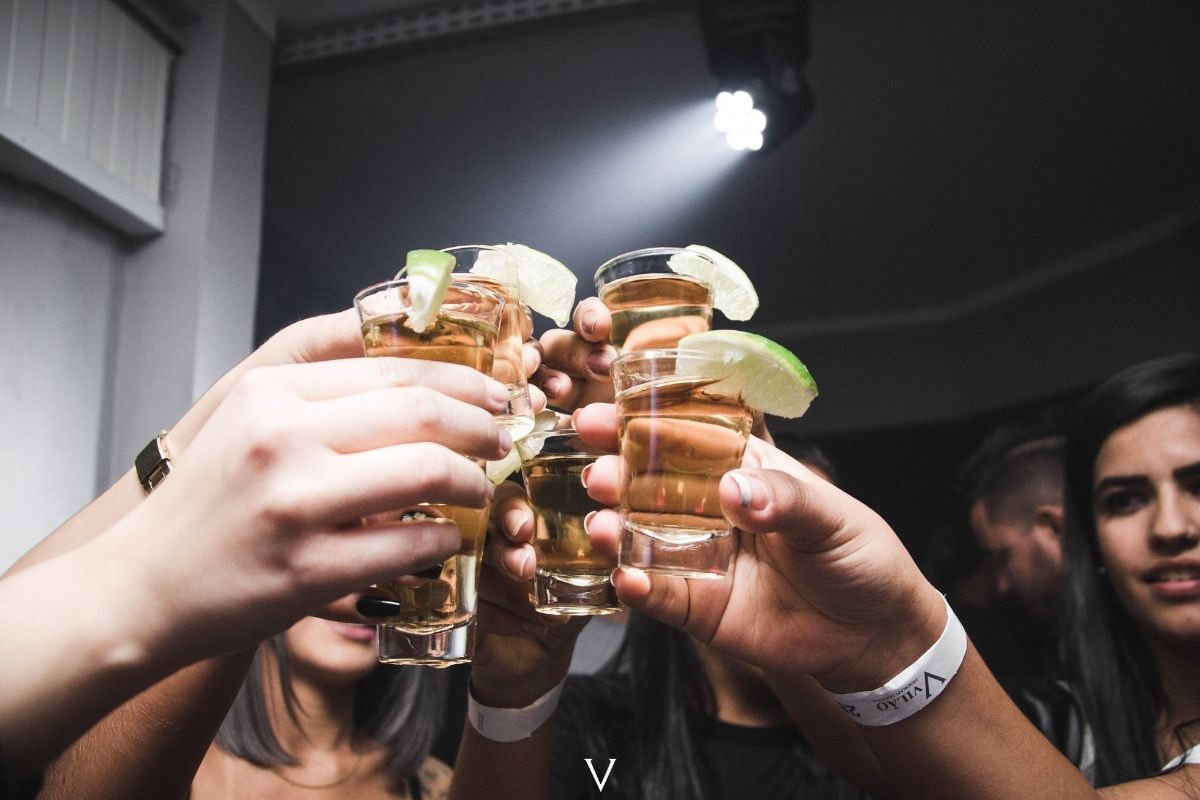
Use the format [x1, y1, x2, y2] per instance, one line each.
[354, 278, 504, 664]
[521, 427, 619, 615]
[612, 349, 752, 578]
[442, 245, 536, 440]
[595, 247, 714, 352]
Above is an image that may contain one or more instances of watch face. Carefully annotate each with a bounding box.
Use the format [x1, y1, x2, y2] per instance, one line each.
[135, 433, 172, 493]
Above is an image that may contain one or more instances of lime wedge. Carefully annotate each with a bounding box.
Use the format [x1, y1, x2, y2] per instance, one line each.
[484, 409, 559, 484]
[485, 448, 525, 485]
[667, 245, 759, 321]
[484, 243, 577, 327]
[405, 249, 455, 333]
[677, 330, 817, 418]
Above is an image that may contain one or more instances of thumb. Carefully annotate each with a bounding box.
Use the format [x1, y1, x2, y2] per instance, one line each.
[719, 468, 852, 552]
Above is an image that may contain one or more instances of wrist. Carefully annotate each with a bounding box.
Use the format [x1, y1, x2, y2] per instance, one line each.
[818, 585, 948, 694]
[469, 669, 567, 709]
[467, 679, 564, 742]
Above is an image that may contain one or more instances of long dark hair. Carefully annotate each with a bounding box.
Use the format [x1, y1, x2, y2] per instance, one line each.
[215, 634, 443, 792]
[1060, 352, 1200, 786]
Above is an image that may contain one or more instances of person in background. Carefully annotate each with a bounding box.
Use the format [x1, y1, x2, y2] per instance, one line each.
[572, 350, 1200, 796]
[962, 424, 1068, 622]
[192, 617, 449, 798]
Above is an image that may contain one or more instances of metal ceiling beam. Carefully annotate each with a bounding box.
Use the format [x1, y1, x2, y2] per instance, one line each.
[275, 0, 680, 67]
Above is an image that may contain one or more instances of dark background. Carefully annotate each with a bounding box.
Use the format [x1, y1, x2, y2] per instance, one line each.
[254, 0, 1200, 564]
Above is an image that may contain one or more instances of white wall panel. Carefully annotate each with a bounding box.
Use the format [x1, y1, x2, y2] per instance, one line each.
[0, 0, 170, 234]
[61, 0, 98, 153]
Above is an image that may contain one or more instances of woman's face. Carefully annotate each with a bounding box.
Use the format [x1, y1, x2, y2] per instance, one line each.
[1093, 404, 1200, 645]
[283, 617, 379, 685]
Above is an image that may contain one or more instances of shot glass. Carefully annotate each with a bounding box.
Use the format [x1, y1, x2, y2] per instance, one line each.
[594, 247, 714, 352]
[442, 245, 536, 440]
[354, 278, 504, 664]
[520, 428, 619, 615]
[378, 620, 475, 668]
[611, 349, 752, 578]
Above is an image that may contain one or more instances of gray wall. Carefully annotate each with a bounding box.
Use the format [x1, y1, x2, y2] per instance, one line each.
[0, 1, 272, 571]
[0, 177, 123, 570]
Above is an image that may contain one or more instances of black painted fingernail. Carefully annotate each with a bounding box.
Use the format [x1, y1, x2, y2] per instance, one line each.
[413, 563, 444, 579]
[356, 596, 402, 618]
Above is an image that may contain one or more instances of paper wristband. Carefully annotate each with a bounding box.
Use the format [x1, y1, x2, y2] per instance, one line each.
[827, 597, 967, 727]
[467, 680, 564, 742]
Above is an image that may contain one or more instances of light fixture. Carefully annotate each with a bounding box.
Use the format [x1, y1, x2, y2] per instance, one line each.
[713, 90, 768, 151]
[699, 0, 814, 153]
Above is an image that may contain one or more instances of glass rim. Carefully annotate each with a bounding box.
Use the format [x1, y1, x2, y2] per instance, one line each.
[593, 246, 715, 283]
[611, 347, 709, 370]
[522, 427, 607, 458]
[353, 276, 505, 312]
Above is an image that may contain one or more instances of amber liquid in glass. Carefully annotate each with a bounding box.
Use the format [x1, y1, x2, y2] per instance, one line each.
[601, 274, 713, 351]
[457, 274, 535, 439]
[361, 310, 496, 634]
[525, 454, 612, 583]
[617, 375, 751, 541]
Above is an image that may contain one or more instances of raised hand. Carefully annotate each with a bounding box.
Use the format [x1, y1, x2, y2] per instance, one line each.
[472, 482, 587, 708]
[572, 402, 946, 692]
[534, 297, 618, 411]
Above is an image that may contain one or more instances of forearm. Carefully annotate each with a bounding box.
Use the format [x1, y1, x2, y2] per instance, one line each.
[39, 650, 255, 800]
[449, 718, 555, 800]
[0, 524, 182, 779]
[855, 647, 1097, 800]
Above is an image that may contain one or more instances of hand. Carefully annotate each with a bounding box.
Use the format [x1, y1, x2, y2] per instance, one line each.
[573, 402, 946, 693]
[534, 298, 618, 411]
[122, 357, 513, 664]
[470, 482, 588, 708]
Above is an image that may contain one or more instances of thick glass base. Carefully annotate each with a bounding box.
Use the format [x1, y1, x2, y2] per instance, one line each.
[377, 621, 474, 667]
[619, 522, 733, 579]
[533, 570, 621, 615]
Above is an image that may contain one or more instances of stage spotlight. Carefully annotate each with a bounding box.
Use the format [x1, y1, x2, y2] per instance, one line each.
[699, 0, 814, 153]
[713, 90, 767, 151]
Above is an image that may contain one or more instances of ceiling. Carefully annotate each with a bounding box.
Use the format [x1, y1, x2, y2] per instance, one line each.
[251, 0, 1200, 432]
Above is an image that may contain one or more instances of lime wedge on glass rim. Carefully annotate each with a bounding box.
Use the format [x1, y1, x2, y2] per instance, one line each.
[667, 245, 759, 322]
[403, 249, 456, 333]
[471, 243, 577, 328]
[677, 330, 818, 418]
[484, 409, 561, 484]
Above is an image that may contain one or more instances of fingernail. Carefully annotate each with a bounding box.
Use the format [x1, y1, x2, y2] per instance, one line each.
[586, 350, 613, 377]
[729, 472, 768, 511]
[505, 508, 533, 538]
[497, 427, 512, 455]
[514, 548, 533, 578]
[584, 510, 598, 534]
[580, 310, 598, 336]
[356, 596, 401, 618]
[580, 463, 594, 489]
[543, 376, 566, 398]
[413, 563, 444, 580]
[488, 380, 509, 407]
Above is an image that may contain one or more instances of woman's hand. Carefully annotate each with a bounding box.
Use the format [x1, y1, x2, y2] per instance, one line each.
[534, 298, 618, 411]
[573, 402, 945, 693]
[125, 357, 513, 661]
[470, 482, 588, 708]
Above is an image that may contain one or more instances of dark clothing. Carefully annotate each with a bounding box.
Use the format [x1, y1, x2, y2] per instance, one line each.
[550, 676, 872, 800]
[0, 749, 42, 800]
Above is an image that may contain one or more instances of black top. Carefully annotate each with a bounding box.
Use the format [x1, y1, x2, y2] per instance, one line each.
[549, 676, 872, 800]
[0, 749, 42, 800]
